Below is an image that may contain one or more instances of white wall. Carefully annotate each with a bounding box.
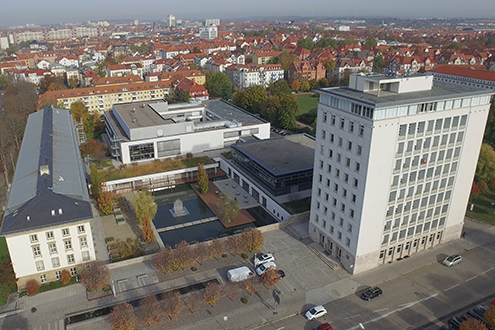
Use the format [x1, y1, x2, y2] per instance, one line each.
[6, 221, 95, 279]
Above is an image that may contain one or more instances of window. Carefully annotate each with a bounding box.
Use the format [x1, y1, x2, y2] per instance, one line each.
[347, 141, 352, 150]
[348, 223, 353, 233]
[357, 145, 362, 155]
[77, 225, 85, 234]
[30, 234, 38, 243]
[55, 271, 62, 280]
[355, 162, 360, 172]
[337, 231, 342, 240]
[346, 238, 351, 247]
[82, 251, 90, 261]
[49, 243, 57, 254]
[331, 115, 336, 125]
[40, 274, 47, 284]
[64, 240, 72, 251]
[349, 209, 354, 218]
[36, 260, 45, 271]
[338, 137, 343, 147]
[340, 119, 345, 129]
[349, 121, 354, 132]
[46, 231, 54, 240]
[33, 246, 41, 258]
[67, 254, 75, 264]
[70, 268, 77, 276]
[344, 173, 349, 183]
[359, 125, 364, 137]
[62, 228, 70, 237]
[351, 194, 357, 203]
[345, 158, 351, 167]
[323, 112, 327, 122]
[353, 178, 358, 188]
[52, 257, 60, 268]
[379, 250, 385, 259]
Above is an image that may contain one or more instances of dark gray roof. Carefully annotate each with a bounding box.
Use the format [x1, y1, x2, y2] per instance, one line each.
[205, 99, 267, 125]
[319, 81, 494, 108]
[0, 107, 92, 236]
[233, 134, 315, 175]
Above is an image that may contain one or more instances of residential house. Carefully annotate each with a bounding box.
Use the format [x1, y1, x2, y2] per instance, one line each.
[288, 60, 326, 84]
[175, 77, 209, 101]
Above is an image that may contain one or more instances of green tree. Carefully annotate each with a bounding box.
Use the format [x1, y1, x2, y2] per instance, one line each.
[217, 192, 240, 223]
[318, 78, 329, 88]
[205, 72, 233, 99]
[475, 144, 495, 183]
[297, 38, 315, 50]
[261, 94, 299, 130]
[373, 55, 385, 73]
[300, 81, 310, 91]
[364, 37, 378, 47]
[70, 101, 88, 123]
[89, 163, 102, 200]
[268, 79, 291, 96]
[0, 74, 12, 89]
[308, 79, 319, 90]
[325, 60, 335, 71]
[68, 76, 79, 89]
[291, 80, 301, 91]
[57, 101, 67, 109]
[315, 37, 337, 49]
[197, 162, 209, 193]
[177, 90, 191, 103]
[483, 103, 495, 144]
[131, 190, 158, 226]
[269, 50, 299, 71]
[232, 85, 267, 114]
[338, 38, 359, 47]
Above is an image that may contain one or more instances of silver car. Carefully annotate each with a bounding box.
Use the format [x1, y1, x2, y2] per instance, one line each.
[443, 254, 462, 267]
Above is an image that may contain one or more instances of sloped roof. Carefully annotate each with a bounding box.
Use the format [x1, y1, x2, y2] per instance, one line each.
[0, 107, 92, 236]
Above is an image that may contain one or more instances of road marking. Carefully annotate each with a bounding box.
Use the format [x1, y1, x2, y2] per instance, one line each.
[483, 267, 494, 274]
[466, 275, 478, 282]
[345, 314, 361, 319]
[444, 284, 459, 292]
[373, 308, 389, 313]
[274, 327, 285, 330]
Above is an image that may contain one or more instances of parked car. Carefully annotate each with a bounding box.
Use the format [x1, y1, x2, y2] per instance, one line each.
[305, 305, 327, 320]
[254, 253, 274, 267]
[277, 270, 286, 279]
[443, 254, 462, 267]
[448, 316, 467, 330]
[255, 261, 276, 275]
[314, 323, 333, 330]
[360, 287, 383, 301]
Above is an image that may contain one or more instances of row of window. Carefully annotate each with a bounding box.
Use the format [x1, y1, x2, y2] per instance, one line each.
[35, 252, 90, 271]
[379, 232, 443, 259]
[320, 94, 374, 120]
[29, 225, 85, 244]
[39, 268, 78, 284]
[314, 215, 352, 248]
[320, 131, 364, 156]
[321, 113, 365, 137]
[384, 212, 446, 232]
[32, 237, 88, 258]
[318, 160, 360, 189]
[398, 116, 467, 138]
[386, 194, 451, 217]
[396, 132, 464, 155]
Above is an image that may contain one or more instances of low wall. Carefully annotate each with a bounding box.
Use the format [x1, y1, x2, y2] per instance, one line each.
[288, 211, 310, 223]
[107, 254, 156, 269]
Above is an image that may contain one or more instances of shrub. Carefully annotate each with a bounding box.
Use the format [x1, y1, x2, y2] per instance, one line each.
[222, 253, 228, 258]
[241, 298, 248, 304]
[191, 267, 198, 271]
[186, 152, 193, 159]
[241, 253, 248, 259]
[31, 307, 37, 313]
[26, 280, 40, 295]
[60, 270, 72, 285]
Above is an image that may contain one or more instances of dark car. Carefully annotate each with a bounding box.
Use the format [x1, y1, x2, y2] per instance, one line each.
[448, 316, 467, 330]
[361, 287, 383, 301]
[314, 323, 333, 330]
[277, 270, 286, 279]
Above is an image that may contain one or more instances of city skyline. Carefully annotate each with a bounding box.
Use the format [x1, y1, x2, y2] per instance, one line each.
[2, 0, 495, 27]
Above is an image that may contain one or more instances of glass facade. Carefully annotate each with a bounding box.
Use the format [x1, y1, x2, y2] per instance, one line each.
[129, 143, 154, 161]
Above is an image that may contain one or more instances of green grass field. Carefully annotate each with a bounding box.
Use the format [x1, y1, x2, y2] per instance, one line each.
[466, 193, 495, 225]
[296, 93, 319, 114]
[0, 237, 9, 260]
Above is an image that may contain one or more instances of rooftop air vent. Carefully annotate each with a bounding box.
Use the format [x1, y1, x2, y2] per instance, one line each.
[39, 165, 49, 176]
[132, 118, 137, 124]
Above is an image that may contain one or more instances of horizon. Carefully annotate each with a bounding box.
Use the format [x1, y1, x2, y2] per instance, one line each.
[2, 0, 495, 28]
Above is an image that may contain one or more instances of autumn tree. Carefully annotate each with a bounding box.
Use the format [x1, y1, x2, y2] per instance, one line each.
[0, 123, 12, 185]
[79, 260, 111, 291]
[203, 282, 222, 306]
[174, 240, 196, 268]
[478, 180, 490, 194]
[470, 181, 481, 202]
[98, 190, 114, 215]
[70, 101, 88, 123]
[193, 243, 211, 265]
[60, 270, 72, 285]
[68, 76, 79, 89]
[261, 267, 280, 287]
[300, 81, 310, 92]
[2, 80, 38, 120]
[242, 277, 259, 295]
[25, 279, 40, 295]
[459, 318, 488, 330]
[197, 162, 209, 193]
[39, 75, 65, 93]
[185, 290, 203, 312]
[109, 303, 138, 330]
[291, 80, 301, 91]
[131, 190, 157, 226]
[226, 234, 245, 255]
[162, 291, 184, 320]
[153, 246, 179, 273]
[3, 112, 25, 149]
[80, 139, 109, 161]
[222, 282, 239, 301]
[142, 219, 155, 243]
[241, 227, 264, 252]
[37, 98, 56, 110]
[210, 238, 226, 258]
[268, 50, 299, 72]
[138, 294, 162, 326]
[484, 305, 495, 329]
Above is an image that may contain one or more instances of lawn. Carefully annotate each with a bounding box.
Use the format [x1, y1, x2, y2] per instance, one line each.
[296, 93, 319, 115]
[0, 237, 9, 260]
[466, 192, 495, 225]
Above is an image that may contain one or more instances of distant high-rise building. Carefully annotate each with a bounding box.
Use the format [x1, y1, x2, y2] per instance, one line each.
[166, 14, 176, 27]
[309, 73, 493, 274]
[0, 36, 9, 50]
[199, 26, 217, 40]
[205, 18, 220, 26]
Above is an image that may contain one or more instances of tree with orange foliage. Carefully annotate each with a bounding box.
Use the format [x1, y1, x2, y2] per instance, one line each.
[25, 279, 39, 295]
[242, 277, 259, 295]
[162, 291, 184, 321]
[98, 190, 114, 215]
[203, 282, 222, 306]
[138, 294, 162, 326]
[241, 227, 263, 252]
[142, 219, 155, 243]
[261, 267, 280, 287]
[60, 270, 72, 285]
[109, 303, 138, 330]
[459, 318, 488, 330]
[484, 305, 495, 329]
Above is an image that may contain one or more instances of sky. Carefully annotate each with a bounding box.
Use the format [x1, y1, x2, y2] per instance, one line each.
[2, 0, 495, 27]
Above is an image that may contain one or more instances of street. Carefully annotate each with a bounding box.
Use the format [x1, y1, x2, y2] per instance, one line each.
[256, 241, 495, 330]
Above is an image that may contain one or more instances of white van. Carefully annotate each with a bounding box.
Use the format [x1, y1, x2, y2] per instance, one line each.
[227, 266, 254, 282]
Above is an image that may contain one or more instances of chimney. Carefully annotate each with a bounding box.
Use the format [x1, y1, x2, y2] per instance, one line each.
[39, 165, 49, 176]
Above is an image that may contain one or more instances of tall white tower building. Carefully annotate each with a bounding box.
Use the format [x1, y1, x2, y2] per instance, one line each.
[309, 73, 493, 274]
[199, 26, 218, 40]
[166, 14, 176, 27]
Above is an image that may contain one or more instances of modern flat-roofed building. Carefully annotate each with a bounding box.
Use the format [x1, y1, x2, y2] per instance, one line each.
[429, 65, 495, 91]
[0, 107, 96, 288]
[104, 99, 270, 164]
[310, 73, 493, 274]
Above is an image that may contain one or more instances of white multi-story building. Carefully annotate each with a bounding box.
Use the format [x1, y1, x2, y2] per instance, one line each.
[47, 29, 72, 40]
[104, 100, 270, 164]
[0, 107, 96, 288]
[309, 73, 493, 274]
[199, 26, 218, 40]
[166, 14, 176, 27]
[0, 36, 9, 49]
[205, 18, 220, 26]
[226, 64, 285, 90]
